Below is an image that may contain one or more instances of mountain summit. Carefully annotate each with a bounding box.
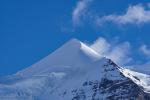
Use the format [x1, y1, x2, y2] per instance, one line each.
[0, 39, 150, 100]
[16, 38, 102, 77]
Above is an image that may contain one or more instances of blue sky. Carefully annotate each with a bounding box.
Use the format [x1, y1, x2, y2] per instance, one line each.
[1, 0, 150, 76]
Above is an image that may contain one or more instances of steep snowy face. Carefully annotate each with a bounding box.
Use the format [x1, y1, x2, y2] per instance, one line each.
[0, 39, 150, 100]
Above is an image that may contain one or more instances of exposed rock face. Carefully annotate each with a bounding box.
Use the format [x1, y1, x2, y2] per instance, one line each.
[57, 59, 150, 100]
[71, 80, 150, 100]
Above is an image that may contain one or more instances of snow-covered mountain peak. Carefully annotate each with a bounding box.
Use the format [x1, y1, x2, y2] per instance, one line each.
[58, 38, 101, 59]
[67, 38, 81, 45]
[16, 38, 103, 77]
[0, 38, 150, 100]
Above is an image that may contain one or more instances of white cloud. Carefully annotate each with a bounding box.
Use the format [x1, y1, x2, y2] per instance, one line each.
[90, 37, 110, 55]
[71, 2, 150, 28]
[107, 42, 132, 65]
[140, 44, 150, 57]
[72, 0, 92, 26]
[96, 4, 150, 25]
[90, 37, 132, 65]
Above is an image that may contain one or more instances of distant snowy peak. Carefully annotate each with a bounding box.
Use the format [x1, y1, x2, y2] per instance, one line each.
[16, 38, 102, 77]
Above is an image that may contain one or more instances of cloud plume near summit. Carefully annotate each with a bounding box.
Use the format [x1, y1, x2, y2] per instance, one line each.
[90, 37, 132, 65]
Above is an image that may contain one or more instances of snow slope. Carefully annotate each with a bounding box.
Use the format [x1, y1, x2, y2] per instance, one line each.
[0, 39, 150, 100]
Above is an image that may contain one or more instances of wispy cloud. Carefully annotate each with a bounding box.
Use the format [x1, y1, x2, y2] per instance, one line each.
[96, 4, 150, 25]
[90, 37, 110, 55]
[90, 37, 132, 65]
[140, 44, 150, 57]
[108, 42, 132, 65]
[72, 0, 92, 26]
